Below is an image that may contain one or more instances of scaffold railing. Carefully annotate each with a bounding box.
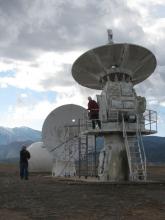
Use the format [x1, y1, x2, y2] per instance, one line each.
[79, 109, 157, 134]
[143, 109, 157, 133]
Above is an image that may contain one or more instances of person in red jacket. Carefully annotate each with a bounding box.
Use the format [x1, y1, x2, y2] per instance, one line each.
[87, 96, 101, 129]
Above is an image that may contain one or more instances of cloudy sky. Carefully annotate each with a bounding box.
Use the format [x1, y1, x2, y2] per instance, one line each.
[0, 0, 164, 136]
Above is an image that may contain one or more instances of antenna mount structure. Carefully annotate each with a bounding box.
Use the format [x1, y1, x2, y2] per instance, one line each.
[71, 30, 157, 182]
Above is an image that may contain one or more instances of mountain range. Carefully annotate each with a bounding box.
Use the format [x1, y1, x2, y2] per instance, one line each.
[0, 126, 41, 145]
[0, 126, 164, 164]
[0, 126, 41, 162]
[143, 136, 165, 164]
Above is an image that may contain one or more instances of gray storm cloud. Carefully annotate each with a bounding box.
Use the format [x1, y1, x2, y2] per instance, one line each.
[0, 0, 164, 108]
[0, 0, 147, 58]
[40, 64, 75, 90]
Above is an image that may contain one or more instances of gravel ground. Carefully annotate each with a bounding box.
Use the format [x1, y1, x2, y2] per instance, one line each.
[0, 164, 165, 220]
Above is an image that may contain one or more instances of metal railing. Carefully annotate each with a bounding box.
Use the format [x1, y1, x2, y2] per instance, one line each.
[80, 109, 157, 134]
[136, 115, 147, 181]
[143, 109, 157, 133]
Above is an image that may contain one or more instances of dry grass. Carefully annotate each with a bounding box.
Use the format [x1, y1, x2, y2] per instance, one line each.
[0, 164, 165, 219]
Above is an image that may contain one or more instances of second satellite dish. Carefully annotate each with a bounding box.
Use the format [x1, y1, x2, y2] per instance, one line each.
[42, 104, 86, 152]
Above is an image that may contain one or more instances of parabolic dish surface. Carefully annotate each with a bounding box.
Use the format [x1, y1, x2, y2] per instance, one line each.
[72, 43, 157, 90]
[42, 104, 86, 152]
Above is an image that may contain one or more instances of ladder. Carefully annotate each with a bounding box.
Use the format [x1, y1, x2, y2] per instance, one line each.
[78, 135, 87, 177]
[122, 115, 147, 181]
[78, 135, 96, 178]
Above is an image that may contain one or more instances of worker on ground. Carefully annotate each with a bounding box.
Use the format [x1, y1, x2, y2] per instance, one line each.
[20, 145, 31, 180]
[87, 96, 101, 129]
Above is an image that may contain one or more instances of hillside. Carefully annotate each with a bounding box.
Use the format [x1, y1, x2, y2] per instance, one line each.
[0, 140, 35, 162]
[96, 136, 165, 164]
[0, 126, 164, 164]
[0, 126, 41, 162]
[0, 126, 41, 145]
[143, 136, 165, 163]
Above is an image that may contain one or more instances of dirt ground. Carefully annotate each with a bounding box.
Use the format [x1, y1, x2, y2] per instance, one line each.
[0, 164, 165, 220]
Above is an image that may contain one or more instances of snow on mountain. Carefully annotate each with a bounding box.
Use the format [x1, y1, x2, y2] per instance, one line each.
[0, 126, 164, 164]
[0, 126, 41, 145]
[0, 126, 41, 162]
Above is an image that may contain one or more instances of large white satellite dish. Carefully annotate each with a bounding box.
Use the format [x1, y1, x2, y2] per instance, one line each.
[27, 142, 53, 172]
[42, 104, 87, 177]
[72, 43, 157, 90]
[42, 104, 86, 152]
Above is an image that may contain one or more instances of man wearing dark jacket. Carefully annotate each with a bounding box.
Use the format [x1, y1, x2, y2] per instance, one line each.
[87, 96, 101, 129]
[20, 145, 31, 180]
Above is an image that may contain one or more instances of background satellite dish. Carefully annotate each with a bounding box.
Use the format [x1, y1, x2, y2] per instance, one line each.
[42, 104, 86, 152]
[72, 43, 157, 90]
[27, 142, 53, 172]
[42, 104, 87, 177]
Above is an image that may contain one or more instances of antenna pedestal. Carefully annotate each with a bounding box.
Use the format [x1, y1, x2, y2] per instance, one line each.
[98, 134, 129, 181]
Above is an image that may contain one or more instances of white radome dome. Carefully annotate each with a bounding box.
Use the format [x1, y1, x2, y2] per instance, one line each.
[27, 142, 53, 172]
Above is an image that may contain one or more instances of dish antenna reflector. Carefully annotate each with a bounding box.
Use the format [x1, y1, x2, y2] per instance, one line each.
[42, 104, 86, 177]
[42, 104, 86, 152]
[72, 43, 156, 90]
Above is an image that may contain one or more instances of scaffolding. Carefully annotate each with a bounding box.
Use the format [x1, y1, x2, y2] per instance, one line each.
[51, 108, 157, 180]
[50, 120, 100, 179]
[76, 134, 99, 178]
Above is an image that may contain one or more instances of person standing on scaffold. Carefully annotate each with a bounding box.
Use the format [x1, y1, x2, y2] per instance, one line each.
[87, 96, 101, 129]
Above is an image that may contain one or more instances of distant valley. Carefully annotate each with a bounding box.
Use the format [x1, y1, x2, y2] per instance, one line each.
[0, 126, 41, 162]
[0, 126, 164, 164]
